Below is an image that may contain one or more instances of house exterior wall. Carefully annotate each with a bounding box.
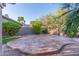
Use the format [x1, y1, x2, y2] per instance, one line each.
[2, 17, 11, 22]
[2, 16, 15, 23]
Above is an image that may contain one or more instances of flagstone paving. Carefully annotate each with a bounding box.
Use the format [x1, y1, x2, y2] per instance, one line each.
[2, 35, 79, 56]
[55, 44, 79, 56]
[2, 45, 26, 56]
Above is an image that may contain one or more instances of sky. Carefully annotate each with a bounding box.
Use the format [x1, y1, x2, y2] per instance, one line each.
[2, 3, 62, 24]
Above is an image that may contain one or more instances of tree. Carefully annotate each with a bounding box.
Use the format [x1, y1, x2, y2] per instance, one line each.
[56, 8, 66, 35]
[17, 17, 25, 25]
[41, 14, 57, 29]
[61, 3, 79, 37]
[0, 3, 15, 9]
[41, 13, 60, 34]
[61, 3, 79, 13]
[64, 10, 79, 37]
[57, 8, 63, 17]
[59, 4, 79, 18]
[62, 3, 71, 10]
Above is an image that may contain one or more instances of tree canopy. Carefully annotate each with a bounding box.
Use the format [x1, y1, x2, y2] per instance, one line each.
[17, 17, 25, 25]
[61, 3, 79, 37]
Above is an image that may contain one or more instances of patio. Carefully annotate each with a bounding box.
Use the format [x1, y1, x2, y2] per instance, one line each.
[2, 35, 79, 56]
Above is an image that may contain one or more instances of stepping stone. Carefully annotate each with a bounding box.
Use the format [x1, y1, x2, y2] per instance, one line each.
[6, 35, 74, 56]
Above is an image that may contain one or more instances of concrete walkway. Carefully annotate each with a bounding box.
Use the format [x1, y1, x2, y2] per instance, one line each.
[2, 35, 79, 56]
[16, 25, 33, 36]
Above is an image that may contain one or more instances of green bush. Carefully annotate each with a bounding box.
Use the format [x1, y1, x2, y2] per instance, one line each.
[2, 22, 21, 36]
[31, 20, 42, 34]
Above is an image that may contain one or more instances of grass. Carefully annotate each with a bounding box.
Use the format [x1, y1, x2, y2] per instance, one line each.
[2, 36, 22, 44]
[2, 37, 13, 44]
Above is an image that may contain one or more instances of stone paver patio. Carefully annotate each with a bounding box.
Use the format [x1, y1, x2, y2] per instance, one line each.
[2, 45, 25, 56]
[56, 44, 79, 56]
[2, 35, 79, 56]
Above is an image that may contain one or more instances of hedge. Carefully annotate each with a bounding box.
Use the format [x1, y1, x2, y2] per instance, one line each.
[2, 22, 21, 36]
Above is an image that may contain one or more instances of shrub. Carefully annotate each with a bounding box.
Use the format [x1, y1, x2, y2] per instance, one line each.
[31, 20, 42, 34]
[2, 22, 21, 36]
[64, 11, 79, 37]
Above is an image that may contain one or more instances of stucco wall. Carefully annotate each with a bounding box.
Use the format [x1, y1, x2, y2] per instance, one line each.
[2, 17, 11, 22]
[2, 16, 15, 23]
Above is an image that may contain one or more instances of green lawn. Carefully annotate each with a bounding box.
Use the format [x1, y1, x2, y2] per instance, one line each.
[2, 37, 13, 44]
[2, 36, 21, 44]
